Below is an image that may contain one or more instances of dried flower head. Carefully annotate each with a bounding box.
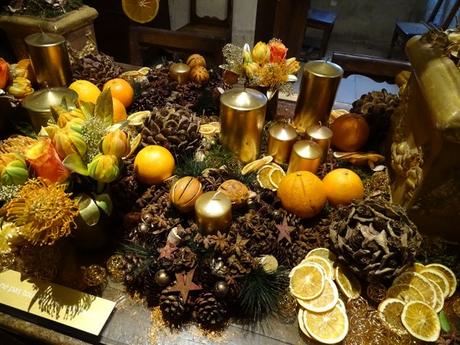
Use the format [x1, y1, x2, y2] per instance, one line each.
[5, 178, 79, 246]
[0, 135, 37, 155]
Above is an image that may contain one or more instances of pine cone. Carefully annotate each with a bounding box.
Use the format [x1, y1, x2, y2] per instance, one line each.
[160, 289, 187, 322]
[110, 174, 141, 213]
[140, 105, 202, 162]
[199, 168, 231, 192]
[123, 253, 146, 293]
[169, 247, 197, 273]
[193, 292, 228, 328]
[330, 199, 422, 283]
[71, 52, 123, 89]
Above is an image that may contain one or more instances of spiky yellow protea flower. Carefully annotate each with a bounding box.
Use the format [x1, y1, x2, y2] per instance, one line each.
[0, 136, 37, 155]
[5, 178, 79, 246]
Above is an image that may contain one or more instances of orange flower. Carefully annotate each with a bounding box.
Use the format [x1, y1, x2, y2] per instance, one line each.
[25, 139, 69, 183]
[268, 39, 288, 63]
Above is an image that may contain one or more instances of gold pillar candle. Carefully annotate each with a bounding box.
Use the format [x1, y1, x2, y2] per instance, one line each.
[307, 124, 333, 162]
[22, 87, 78, 132]
[293, 60, 343, 133]
[220, 88, 267, 163]
[267, 122, 297, 164]
[287, 140, 322, 174]
[25, 33, 72, 87]
[169, 63, 191, 84]
[195, 191, 232, 235]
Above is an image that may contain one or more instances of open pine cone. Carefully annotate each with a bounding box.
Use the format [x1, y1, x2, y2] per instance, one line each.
[71, 52, 123, 89]
[193, 292, 227, 328]
[329, 199, 422, 283]
[160, 289, 187, 322]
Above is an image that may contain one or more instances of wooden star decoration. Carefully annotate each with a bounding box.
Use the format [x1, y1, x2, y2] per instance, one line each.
[158, 242, 177, 259]
[169, 267, 202, 301]
[276, 216, 294, 243]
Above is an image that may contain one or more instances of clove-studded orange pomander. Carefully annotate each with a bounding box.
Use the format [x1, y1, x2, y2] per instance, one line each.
[170, 176, 203, 212]
[277, 171, 327, 218]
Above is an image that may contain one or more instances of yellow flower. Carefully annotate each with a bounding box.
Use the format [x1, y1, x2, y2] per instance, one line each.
[245, 62, 260, 79]
[88, 154, 120, 183]
[285, 57, 300, 75]
[101, 130, 130, 158]
[252, 41, 270, 64]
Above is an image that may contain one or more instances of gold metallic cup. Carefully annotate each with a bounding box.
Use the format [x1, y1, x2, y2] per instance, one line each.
[169, 63, 191, 84]
[25, 32, 72, 87]
[195, 191, 232, 235]
[220, 88, 267, 163]
[267, 122, 297, 164]
[22, 87, 78, 132]
[287, 140, 322, 174]
[293, 60, 343, 133]
[307, 124, 333, 162]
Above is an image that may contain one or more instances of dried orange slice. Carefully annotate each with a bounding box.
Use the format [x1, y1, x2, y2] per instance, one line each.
[305, 247, 337, 264]
[301, 256, 334, 280]
[122, 0, 160, 24]
[401, 301, 440, 342]
[289, 263, 325, 300]
[298, 278, 339, 313]
[297, 308, 311, 338]
[404, 262, 425, 273]
[378, 298, 407, 336]
[241, 156, 273, 175]
[386, 284, 424, 303]
[425, 263, 457, 298]
[304, 302, 349, 344]
[421, 268, 450, 299]
[256, 165, 276, 191]
[335, 264, 361, 300]
[428, 280, 444, 313]
[393, 272, 436, 308]
[268, 167, 285, 189]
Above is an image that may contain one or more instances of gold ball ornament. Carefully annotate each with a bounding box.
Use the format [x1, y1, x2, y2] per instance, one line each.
[214, 281, 229, 298]
[170, 176, 203, 212]
[155, 269, 171, 287]
[217, 179, 250, 207]
[186, 54, 206, 69]
[190, 66, 209, 85]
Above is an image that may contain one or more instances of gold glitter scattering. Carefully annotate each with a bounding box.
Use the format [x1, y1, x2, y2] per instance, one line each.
[106, 254, 127, 282]
[277, 291, 298, 323]
[82, 265, 107, 287]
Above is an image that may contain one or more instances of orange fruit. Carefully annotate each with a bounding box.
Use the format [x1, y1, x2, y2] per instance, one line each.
[69, 80, 101, 104]
[103, 78, 134, 108]
[134, 145, 175, 185]
[112, 97, 127, 123]
[331, 113, 369, 152]
[277, 171, 327, 218]
[122, 0, 159, 24]
[322, 168, 364, 206]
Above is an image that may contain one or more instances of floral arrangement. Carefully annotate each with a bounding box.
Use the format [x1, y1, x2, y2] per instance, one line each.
[221, 39, 300, 94]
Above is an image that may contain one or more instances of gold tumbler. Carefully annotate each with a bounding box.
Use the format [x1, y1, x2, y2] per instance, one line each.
[25, 32, 72, 87]
[220, 88, 267, 163]
[287, 140, 322, 174]
[293, 60, 343, 133]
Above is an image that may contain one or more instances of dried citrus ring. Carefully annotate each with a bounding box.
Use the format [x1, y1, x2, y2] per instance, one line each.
[428, 280, 444, 313]
[401, 301, 440, 342]
[393, 272, 436, 309]
[268, 168, 285, 189]
[378, 298, 407, 336]
[421, 268, 450, 299]
[256, 165, 276, 191]
[335, 264, 361, 300]
[289, 263, 325, 300]
[199, 123, 220, 136]
[301, 256, 334, 280]
[297, 278, 339, 313]
[241, 156, 273, 175]
[386, 284, 424, 303]
[297, 308, 311, 338]
[304, 302, 349, 344]
[404, 262, 425, 273]
[425, 263, 457, 298]
[305, 247, 337, 264]
[122, 0, 160, 24]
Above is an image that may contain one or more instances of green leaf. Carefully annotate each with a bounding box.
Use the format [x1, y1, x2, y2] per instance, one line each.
[77, 194, 100, 226]
[80, 101, 95, 118]
[439, 310, 451, 333]
[94, 89, 113, 126]
[94, 193, 113, 216]
[63, 153, 89, 176]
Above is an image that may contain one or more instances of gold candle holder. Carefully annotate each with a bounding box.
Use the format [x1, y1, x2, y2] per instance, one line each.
[169, 63, 190, 84]
[267, 122, 297, 164]
[287, 140, 322, 174]
[22, 87, 78, 132]
[25, 32, 72, 87]
[293, 60, 343, 133]
[195, 191, 232, 235]
[220, 88, 267, 163]
[307, 124, 333, 162]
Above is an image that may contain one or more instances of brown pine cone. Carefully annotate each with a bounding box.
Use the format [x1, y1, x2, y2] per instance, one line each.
[136, 183, 169, 210]
[71, 52, 123, 89]
[169, 247, 197, 273]
[160, 289, 187, 322]
[193, 292, 228, 328]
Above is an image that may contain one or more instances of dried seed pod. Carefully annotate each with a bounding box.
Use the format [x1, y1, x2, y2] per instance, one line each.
[217, 179, 250, 207]
[170, 176, 203, 212]
[186, 54, 206, 69]
[190, 66, 209, 85]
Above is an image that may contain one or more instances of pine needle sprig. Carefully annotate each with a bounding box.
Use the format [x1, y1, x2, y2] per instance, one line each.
[175, 156, 207, 177]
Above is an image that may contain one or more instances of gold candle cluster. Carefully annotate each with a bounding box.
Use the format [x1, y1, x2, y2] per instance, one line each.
[287, 140, 322, 174]
[293, 60, 343, 133]
[25, 32, 72, 88]
[307, 124, 333, 162]
[220, 88, 267, 163]
[267, 122, 297, 164]
[169, 63, 190, 84]
[195, 191, 232, 235]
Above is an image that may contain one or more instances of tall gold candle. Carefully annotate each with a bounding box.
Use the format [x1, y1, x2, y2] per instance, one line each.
[293, 60, 343, 133]
[195, 191, 232, 235]
[25, 33, 72, 87]
[169, 63, 190, 84]
[267, 122, 297, 164]
[287, 140, 322, 174]
[220, 88, 267, 163]
[307, 124, 333, 162]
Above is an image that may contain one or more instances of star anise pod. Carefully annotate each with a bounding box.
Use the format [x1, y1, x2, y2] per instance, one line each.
[231, 234, 250, 257]
[205, 232, 229, 252]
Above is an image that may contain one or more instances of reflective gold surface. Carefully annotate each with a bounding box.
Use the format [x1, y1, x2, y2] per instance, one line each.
[287, 140, 322, 174]
[195, 191, 232, 235]
[293, 61, 343, 133]
[307, 124, 332, 162]
[267, 122, 297, 164]
[25, 33, 72, 87]
[220, 88, 267, 163]
[169, 63, 191, 84]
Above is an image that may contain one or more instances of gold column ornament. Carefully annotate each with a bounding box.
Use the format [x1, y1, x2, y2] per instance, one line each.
[169, 63, 191, 84]
[195, 191, 232, 235]
[267, 122, 298, 164]
[307, 124, 333, 162]
[287, 140, 322, 174]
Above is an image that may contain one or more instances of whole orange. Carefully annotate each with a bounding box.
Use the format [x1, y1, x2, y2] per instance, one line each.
[69, 80, 101, 104]
[331, 113, 370, 152]
[103, 78, 134, 108]
[322, 168, 364, 206]
[112, 97, 127, 123]
[134, 145, 175, 185]
[277, 171, 327, 218]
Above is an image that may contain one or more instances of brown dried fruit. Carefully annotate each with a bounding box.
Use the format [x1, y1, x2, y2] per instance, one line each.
[217, 179, 250, 207]
[170, 176, 203, 212]
[190, 66, 209, 85]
